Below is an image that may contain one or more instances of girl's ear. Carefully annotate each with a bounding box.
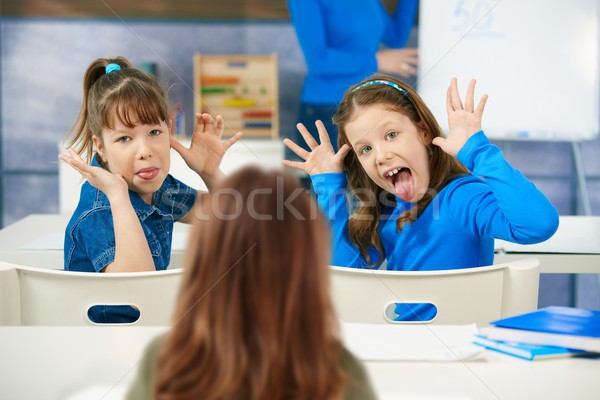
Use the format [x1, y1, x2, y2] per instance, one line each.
[168, 118, 174, 137]
[92, 135, 105, 161]
[417, 122, 432, 144]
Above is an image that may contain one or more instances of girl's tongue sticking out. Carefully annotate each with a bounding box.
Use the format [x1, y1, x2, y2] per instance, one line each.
[393, 168, 414, 201]
[137, 167, 159, 181]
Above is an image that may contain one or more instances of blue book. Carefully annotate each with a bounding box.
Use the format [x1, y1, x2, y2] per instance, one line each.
[473, 334, 586, 360]
[491, 306, 600, 337]
[480, 306, 600, 352]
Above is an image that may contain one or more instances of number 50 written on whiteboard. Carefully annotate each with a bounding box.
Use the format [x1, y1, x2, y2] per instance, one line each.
[452, 0, 501, 36]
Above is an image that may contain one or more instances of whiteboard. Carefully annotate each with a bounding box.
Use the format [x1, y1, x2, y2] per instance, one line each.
[417, 0, 599, 141]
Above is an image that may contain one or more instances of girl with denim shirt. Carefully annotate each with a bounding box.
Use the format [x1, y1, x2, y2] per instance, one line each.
[59, 57, 241, 322]
[283, 74, 558, 321]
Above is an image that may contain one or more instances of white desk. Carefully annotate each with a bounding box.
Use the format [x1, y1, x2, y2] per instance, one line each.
[0, 214, 190, 270]
[494, 216, 600, 274]
[2, 214, 599, 274]
[0, 326, 597, 400]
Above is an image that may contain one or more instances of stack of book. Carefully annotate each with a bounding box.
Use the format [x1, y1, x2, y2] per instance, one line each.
[475, 306, 600, 360]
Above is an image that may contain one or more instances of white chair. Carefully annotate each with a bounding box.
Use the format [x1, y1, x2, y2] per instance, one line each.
[0, 261, 183, 326]
[330, 258, 540, 326]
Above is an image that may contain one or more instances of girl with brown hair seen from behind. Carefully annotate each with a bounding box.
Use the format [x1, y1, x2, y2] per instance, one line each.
[126, 167, 377, 400]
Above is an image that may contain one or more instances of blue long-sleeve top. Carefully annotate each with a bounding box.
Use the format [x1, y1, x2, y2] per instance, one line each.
[311, 131, 559, 270]
[288, 0, 419, 104]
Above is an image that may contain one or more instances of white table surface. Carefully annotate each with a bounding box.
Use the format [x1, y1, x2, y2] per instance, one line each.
[494, 216, 600, 273]
[2, 214, 599, 273]
[0, 326, 597, 400]
[0, 214, 191, 270]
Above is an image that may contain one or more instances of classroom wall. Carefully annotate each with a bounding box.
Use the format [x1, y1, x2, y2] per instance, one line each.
[1, 19, 599, 309]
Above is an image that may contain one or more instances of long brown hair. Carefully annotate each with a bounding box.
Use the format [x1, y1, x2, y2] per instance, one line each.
[333, 74, 468, 268]
[155, 167, 346, 399]
[65, 56, 170, 167]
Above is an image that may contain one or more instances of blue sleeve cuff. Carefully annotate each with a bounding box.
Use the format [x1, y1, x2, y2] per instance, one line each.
[456, 131, 489, 171]
[311, 172, 347, 189]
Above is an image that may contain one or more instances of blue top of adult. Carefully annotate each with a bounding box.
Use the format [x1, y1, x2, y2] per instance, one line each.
[288, 0, 418, 104]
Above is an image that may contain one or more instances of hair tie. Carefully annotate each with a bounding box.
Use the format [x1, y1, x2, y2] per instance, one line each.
[105, 63, 121, 74]
[352, 79, 412, 102]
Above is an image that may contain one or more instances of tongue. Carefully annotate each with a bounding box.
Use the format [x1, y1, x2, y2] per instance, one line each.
[394, 170, 414, 201]
[138, 169, 158, 180]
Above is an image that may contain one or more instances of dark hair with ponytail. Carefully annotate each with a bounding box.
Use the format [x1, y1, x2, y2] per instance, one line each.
[65, 56, 170, 167]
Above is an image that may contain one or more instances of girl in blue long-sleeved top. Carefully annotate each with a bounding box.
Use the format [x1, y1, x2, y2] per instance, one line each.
[287, 0, 419, 157]
[283, 74, 559, 320]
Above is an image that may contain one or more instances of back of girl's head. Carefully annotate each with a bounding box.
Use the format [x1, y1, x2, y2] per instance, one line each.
[66, 56, 170, 164]
[333, 74, 468, 266]
[182, 166, 331, 320]
[156, 167, 345, 399]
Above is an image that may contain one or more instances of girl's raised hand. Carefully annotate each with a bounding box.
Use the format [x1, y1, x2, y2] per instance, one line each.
[432, 78, 488, 157]
[171, 113, 243, 183]
[59, 148, 128, 200]
[282, 120, 350, 175]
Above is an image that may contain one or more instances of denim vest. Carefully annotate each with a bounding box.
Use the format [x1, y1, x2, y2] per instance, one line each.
[64, 170, 196, 272]
[63, 157, 196, 323]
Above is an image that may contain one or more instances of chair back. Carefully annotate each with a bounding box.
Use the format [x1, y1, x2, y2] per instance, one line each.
[330, 258, 540, 326]
[0, 263, 20, 324]
[0, 261, 183, 326]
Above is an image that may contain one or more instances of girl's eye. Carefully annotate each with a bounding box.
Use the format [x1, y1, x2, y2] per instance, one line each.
[117, 136, 130, 143]
[386, 131, 398, 140]
[360, 146, 372, 155]
[149, 129, 161, 136]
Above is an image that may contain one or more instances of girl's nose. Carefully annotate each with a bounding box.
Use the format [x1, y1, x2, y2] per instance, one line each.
[376, 149, 392, 165]
[136, 143, 153, 160]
